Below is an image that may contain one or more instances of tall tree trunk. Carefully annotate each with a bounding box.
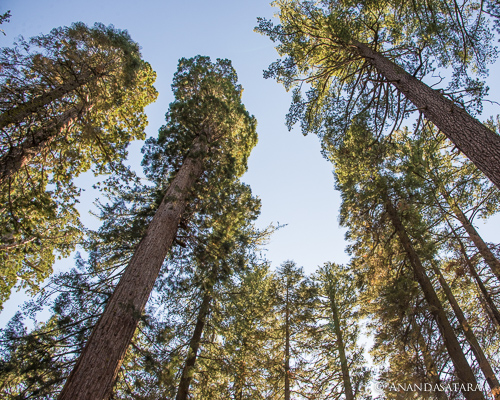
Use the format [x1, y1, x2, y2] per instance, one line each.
[451, 203, 500, 283]
[0, 102, 90, 185]
[430, 263, 500, 400]
[176, 291, 213, 400]
[0, 68, 97, 130]
[384, 197, 485, 400]
[58, 137, 208, 400]
[328, 284, 354, 400]
[284, 280, 291, 400]
[430, 187, 500, 327]
[351, 40, 500, 190]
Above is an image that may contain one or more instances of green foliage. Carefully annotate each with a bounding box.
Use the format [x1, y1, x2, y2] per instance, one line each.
[0, 22, 157, 307]
[256, 0, 495, 141]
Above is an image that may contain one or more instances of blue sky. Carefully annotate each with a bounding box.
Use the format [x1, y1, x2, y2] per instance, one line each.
[0, 0, 499, 326]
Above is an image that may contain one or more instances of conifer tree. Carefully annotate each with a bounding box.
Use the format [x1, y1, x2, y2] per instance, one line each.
[310, 262, 371, 399]
[256, 0, 500, 188]
[0, 22, 157, 307]
[329, 121, 488, 400]
[57, 55, 257, 400]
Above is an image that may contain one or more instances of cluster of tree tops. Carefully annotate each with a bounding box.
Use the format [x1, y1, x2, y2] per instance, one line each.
[0, 0, 500, 398]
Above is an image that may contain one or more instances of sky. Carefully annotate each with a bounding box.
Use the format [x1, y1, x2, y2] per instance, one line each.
[0, 0, 499, 326]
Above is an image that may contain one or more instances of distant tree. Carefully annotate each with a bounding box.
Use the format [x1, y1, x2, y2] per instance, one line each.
[330, 120, 487, 400]
[310, 262, 371, 399]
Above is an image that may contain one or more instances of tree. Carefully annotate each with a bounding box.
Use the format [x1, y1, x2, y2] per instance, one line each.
[0, 22, 157, 308]
[265, 261, 316, 400]
[0, 22, 157, 183]
[310, 262, 371, 399]
[256, 0, 500, 189]
[57, 56, 257, 400]
[329, 121, 488, 399]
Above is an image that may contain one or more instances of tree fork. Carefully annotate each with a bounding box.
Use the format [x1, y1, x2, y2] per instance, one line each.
[58, 137, 208, 400]
[352, 40, 500, 190]
[384, 197, 485, 400]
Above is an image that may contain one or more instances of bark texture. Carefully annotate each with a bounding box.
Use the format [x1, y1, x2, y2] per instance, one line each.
[0, 102, 89, 185]
[328, 285, 354, 400]
[0, 68, 97, 130]
[431, 263, 500, 400]
[176, 291, 212, 400]
[58, 138, 207, 400]
[352, 40, 500, 190]
[285, 281, 291, 400]
[385, 198, 485, 400]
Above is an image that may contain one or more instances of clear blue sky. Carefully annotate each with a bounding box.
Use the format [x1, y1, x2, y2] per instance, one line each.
[0, 0, 499, 326]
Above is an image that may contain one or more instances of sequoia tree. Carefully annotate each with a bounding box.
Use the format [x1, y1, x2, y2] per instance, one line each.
[57, 56, 257, 400]
[0, 22, 157, 308]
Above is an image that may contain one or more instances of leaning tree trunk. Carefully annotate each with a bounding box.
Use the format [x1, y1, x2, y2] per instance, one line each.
[384, 198, 485, 400]
[328, 283, 354, 400]
[0, 102, 90, 185]
[58, 137, 208, 400]
[446, 218, 500, 329]
[451, 202, 500, 283]
[431, 263, 500, 400]
[0, 68, 98, 130]
[176, 290, 213, 400]
[351, 40, 500, 190]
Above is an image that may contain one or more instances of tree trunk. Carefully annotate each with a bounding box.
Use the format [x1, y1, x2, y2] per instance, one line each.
[176, 291, 213, 400]
[351, 40, 500, 190]
[439, 201, 500, 328]
[431, 263, 500, 400]
[410, 318, 448, 400]
[58, 137, 208, 400]
[0, 102, 90, 185]
[384, 198, 485, 400]
[285, 280, 291, 400]
[328, 284, 354, 400]
[452, 204, 500, 283]
[451, 225, 500, 329]
[0, 68, 97, 130]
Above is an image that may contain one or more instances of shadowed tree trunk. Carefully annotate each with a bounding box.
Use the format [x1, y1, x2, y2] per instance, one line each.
[431, 263, 500, 400]
[58, 137, 208, 400]
[450, 203, 500, 283]
[352, 40, 500, 190]
[176, 290, 213, 400]
[448, 220, 500, 329]
[409, 317, 448, 400]
[384, 197, 485, 400]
